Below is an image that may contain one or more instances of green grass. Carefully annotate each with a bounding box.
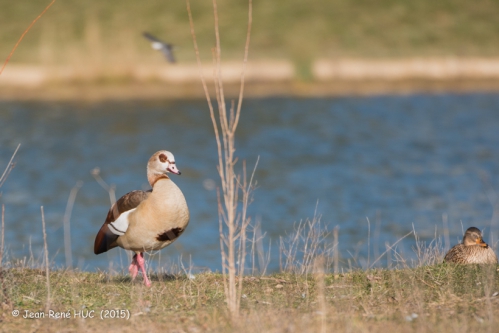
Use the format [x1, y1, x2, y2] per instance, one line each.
[1, 264, 498, 332]
[2, 0, 499, 68]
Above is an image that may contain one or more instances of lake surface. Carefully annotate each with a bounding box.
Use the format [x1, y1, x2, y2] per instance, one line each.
[1, 94, 499, 273]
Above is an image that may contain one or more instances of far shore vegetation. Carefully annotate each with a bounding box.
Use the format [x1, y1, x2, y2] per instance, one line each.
[2, 0, 499, 68]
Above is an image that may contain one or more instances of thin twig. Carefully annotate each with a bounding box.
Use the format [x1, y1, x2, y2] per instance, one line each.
[233, 0, 253, 131]
[63, 181, 83, 269]
[0, 204, 9, 305]
[41, 206, 51, 311]
[217, 189, 229, 305]
[186, 0, 224, 179]
[369, 231, 413, 268]
[333, 226, 339, 274]
[442, 213, 450, 253]
[91, 168, 116, 205]
[366, 217, 371, 268]
[0, 205, 4, 267]
[0, 144, 21, 190]
[0, 0, 56, 76]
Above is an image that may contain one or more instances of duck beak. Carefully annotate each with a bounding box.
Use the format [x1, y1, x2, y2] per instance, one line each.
[476, 238, 487, 247]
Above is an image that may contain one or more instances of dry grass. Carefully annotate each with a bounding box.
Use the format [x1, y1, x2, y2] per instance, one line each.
[0, 261, 498, 332]
[279, 213, 336, 275]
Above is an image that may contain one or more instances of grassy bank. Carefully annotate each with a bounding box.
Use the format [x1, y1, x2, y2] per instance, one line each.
[2, 0, 499, 68]
[1, 263, 498, 332]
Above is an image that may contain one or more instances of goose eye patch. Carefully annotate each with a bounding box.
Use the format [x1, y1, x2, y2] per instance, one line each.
[159, 154, 168, 163]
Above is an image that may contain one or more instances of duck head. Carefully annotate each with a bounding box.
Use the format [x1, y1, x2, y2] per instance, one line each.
[462, 227, 488, 248]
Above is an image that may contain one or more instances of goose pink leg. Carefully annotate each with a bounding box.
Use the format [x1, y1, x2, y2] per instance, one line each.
[129, 254, 139, 280]
[136, 252, 151, 287]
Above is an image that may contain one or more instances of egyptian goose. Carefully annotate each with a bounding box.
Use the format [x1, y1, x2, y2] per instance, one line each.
[444, 227, 498, 264]
[94, 150, 189, 286]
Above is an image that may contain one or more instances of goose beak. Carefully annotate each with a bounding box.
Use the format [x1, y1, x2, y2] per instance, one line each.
[167, 164, 181, 175]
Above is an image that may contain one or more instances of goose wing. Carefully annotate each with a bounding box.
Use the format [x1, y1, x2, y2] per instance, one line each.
[94, 189, 151, 254]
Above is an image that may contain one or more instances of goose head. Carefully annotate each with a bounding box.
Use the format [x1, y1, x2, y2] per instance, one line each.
[462, 227, 487, 247]
[147, 150, 181, 186]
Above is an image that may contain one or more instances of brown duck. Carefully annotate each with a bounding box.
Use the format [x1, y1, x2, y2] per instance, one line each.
[94, 150, 190, 286]
[443, 227, 498, 264]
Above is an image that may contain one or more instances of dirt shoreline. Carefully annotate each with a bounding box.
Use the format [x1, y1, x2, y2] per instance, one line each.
[2, 59, 499, 100]
[2, 80, 499, 102]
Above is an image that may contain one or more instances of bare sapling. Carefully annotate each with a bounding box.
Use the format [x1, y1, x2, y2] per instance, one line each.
[186, 0, 254, 319]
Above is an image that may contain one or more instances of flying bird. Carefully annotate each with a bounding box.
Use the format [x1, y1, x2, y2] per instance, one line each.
[94, 150, 190, 287]
[142, 32, 176, 63]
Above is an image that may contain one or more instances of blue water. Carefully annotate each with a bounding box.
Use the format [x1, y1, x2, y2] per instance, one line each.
[1, 94, 499, 272]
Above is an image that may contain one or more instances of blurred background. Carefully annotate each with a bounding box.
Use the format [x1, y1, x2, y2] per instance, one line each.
[2, 0, 499, 86]
[2, 0, 499, 273]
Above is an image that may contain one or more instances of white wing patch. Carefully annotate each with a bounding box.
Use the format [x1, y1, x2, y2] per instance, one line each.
[108, 209, 134, 236]
[152, 42, 163, 50]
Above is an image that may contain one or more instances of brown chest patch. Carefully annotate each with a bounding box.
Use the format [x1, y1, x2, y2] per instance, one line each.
[157, 227, 184, 242]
